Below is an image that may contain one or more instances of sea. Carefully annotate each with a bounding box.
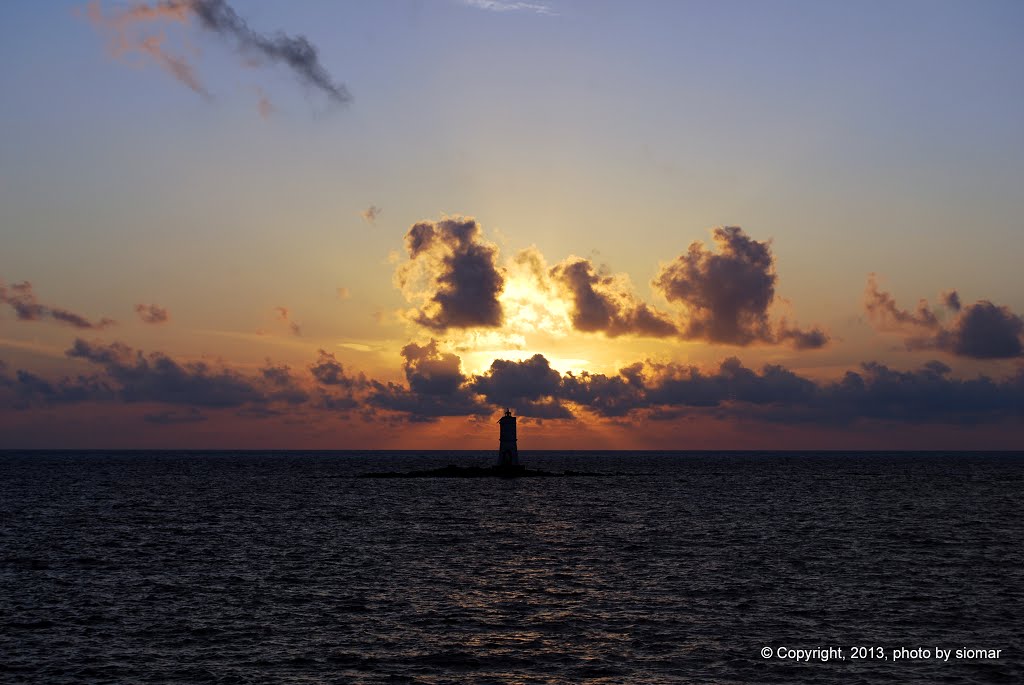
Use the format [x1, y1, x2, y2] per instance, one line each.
[1, 451, 1021, 684]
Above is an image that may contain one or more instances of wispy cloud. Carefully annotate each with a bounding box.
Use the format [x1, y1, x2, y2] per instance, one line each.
[274, 306, 302, 337]
[1, 280, 115, 330]
[459, 0, 555, 16]
[361, 205, 382, 225]
[82, 0, 351, 109]
[135, 303, 170, 324]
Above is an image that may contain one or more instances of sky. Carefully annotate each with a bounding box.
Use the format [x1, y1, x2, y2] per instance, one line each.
[1, 0, 1023, 449]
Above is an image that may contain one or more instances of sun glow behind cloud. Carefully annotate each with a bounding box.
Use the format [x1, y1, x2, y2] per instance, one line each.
[498, 256, 573, 337]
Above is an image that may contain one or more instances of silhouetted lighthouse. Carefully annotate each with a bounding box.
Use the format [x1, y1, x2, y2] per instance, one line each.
[497, 408, 519, 468]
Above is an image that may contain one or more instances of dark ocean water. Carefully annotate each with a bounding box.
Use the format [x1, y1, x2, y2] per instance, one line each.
[1, 451, 1021, 684]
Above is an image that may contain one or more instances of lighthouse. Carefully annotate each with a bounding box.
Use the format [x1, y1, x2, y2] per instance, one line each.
[497, 408, 519, 468]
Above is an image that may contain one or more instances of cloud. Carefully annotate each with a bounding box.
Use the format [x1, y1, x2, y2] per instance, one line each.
[257, 361, 309, 404]
[371, 347, 1023, 425]
[559, 365, 646, 418]
[260, 363, 292, 387]
[368, 340, 490, 420]
[309, 349, 361, 387]
[653, 227, 827, 349]
[815, 360, 1023, 424]
[863, 275, 940, 332]
[309, 349, 365, 411]
[550, 257, 677, 338]
[3, 341, 320, 414]
[361, 205, 382, 225]
[400, 340, 466, 395]
[524, 354, 1023, 426]
[67, 338, 261, 406]
[470, 353, 574, 418]
[640, 357, 819, 414]
[395, 217, 505, 332]
[83, 0, 209, 96]
[776, 321, 830, 350]
[915, 302, 1024, 359]
[189, 0, 351, 103]
[274, 306, 301, 337]
[5, 339, 1023, 429]
[83, 0, 351, 106]
[135, 303, 170, 324]
[0, 280, 115, 330]
[387, 221, 824, 346]
[4, 368, 114, 408]
[865, 277, 1023, 359]
[460, 0, 555, 15]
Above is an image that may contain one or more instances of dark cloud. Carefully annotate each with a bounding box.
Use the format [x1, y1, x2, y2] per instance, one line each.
[189, 0, 351, 104]
[309, 349, 362, 388]
[135, 303, 170, 324]
[653, 227, 827, 349]
[2, 341, 316, 413]
[916, 302, 1024, 359]
[395, 217, 505, 332]
[307, 350, 365, 411]
[551, 257, 677, 338]
[559, 364, 645, 418]
[639, 357, 818, 413]
[401, 340, 466, 396]
[8, 369, 113, 407]
[817, 361, 1023, 424]
[557, 355, 1022, 426]
[84, 0, 350, 107]
[776, 322, 830, 350]
[5, 339, 1023, 429]
[458, 351, 1023, 425]
[865, 278, 1023, 359]
[0, 280, 115, 330]
[369, 340, 490, 420]
[654, 226, 774, 344]
[429, 348, 1020, 426]
[470, 354, 574, 418]
[260, 362, 293, 387]
[67, 338, 275, 407]
[942, 290, 962, 313]
[258, 362, 309, 405]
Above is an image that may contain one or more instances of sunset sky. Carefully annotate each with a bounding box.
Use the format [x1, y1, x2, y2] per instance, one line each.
[2, 0, 1023, 448]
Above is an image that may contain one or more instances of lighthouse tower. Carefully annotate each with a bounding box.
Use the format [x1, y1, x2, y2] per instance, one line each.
[497, 408, 519, 468]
